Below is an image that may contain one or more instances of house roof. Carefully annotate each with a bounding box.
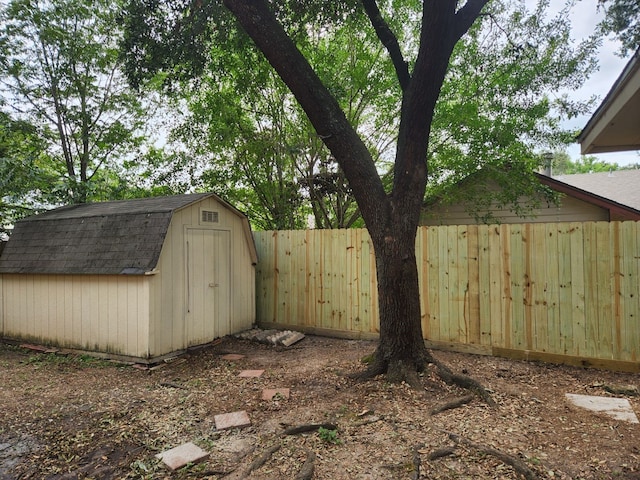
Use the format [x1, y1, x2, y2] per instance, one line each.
[577, 47, 640, 154]
[423, 169, 640, 225]
[0, 193, 255, 275]
[550, 170, 640, 212]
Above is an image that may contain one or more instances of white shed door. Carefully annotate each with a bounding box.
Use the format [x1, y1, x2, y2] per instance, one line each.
[185, 228, 231, 346]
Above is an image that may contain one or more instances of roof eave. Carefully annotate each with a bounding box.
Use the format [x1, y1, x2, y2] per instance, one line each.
[578, 47, 640, 155]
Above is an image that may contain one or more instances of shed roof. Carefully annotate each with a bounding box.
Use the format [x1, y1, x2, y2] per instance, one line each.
[0, 193, 255, 275]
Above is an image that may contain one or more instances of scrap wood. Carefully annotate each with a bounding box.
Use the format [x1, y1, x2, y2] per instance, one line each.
[282, 423, 337, 435]
[445, 431, 540, 480]
[159, 381, 187, 390]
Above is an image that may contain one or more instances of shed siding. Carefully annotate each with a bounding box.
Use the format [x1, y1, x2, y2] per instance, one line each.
[421, 194, 610, 226]
[1, 274, 150, 357]
[148, 197, 255, 356]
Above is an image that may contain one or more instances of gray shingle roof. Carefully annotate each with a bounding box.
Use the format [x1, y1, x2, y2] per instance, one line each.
[0, 193, 213, 275]
[553, 170, 640, 211]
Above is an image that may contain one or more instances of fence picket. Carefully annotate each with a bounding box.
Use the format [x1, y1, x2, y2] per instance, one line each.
[253, 221, 640, 370]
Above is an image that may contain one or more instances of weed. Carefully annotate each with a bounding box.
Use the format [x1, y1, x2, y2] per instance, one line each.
[24, 352, 112, 368]
[318, 426, 342, 445]
[130, 458, 161, 478]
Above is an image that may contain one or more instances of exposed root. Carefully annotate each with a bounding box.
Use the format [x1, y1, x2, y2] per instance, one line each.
[294, 449, 316, 480]
[432, 359, 496, 407]
[350, 350, 426, 388]
[350, 347, 495, 405]
[244, 444, 281, 474]
[221, 444, 279, 479]
[411, 444, 424, 480]
[446, 431, 540, 480]
[426, 446, 456, 461]
[348, 357, 386, 381]
[431, 394, 475, 415]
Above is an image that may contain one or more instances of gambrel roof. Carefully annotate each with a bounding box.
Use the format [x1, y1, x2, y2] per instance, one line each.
[0, 193, 255, 275]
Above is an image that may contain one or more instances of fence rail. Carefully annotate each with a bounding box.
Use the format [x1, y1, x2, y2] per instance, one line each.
[254, 222, 640, 371]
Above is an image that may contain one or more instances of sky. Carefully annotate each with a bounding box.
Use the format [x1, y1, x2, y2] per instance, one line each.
[536, 0, 639, 167]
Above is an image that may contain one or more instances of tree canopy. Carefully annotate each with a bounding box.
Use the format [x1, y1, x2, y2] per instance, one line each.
[0, 0, 151, 211]
[119, 0, 603, 385]
[598, 0, 640, 55]
[122, 0, 599, 231]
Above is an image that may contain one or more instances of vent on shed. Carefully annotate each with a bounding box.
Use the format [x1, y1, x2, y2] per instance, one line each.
[201, 210, 219, 223]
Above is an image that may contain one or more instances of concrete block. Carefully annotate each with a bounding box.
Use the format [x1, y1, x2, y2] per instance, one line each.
[565, 393, 639, 423]
[281, 332, 305, 347]
[215, 410, 251, 430]
[155, 442, 209, 471]
[262, 388, 290, 400]
[221, 354, 245, 361]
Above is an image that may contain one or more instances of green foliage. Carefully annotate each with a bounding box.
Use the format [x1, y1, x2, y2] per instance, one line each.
[0, 111, 53, 232]
[598, 0, 640, 56]
[317, 426, 341, 445]
[138, 8, 398, 229]
[426, 0, 599, 221]
[120, 0, 599, 228]
[552, 152, 621, 174]
[24, 352, 113, 368]
[0, 0, 152, 211]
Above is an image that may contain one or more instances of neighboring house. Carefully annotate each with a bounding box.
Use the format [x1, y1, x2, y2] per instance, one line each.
[553, 169, 640, 212]
[0, 193, 257, 362]
[420, 171, 640, 226]
[577, 47, 640, 154]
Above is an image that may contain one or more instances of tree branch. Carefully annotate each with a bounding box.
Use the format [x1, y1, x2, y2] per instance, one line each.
[361, 0, 411, 91]
[454, 0, 490, 42]
[222, 0, 389, 227]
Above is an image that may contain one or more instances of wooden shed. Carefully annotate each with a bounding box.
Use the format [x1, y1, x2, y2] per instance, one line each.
[0, 193, 257, 362]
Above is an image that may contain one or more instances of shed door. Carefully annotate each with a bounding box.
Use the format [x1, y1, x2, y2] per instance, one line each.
[185, 228, 231, 346]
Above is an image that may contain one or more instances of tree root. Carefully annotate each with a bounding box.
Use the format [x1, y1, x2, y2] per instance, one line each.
[427, 446, 456, 461]
[244, 444, 281, 474]
[431, 394, 475, 415]
[348, 359, 386, 381]
[444, 431, 540, 480]
[431, 360, 496, 407]
[350, 348, 495, 406]
[411, 444, 423, 480]
[221, 444, 279, 479]
[350, 355, 424, 388]
[294, 449, 316, 480]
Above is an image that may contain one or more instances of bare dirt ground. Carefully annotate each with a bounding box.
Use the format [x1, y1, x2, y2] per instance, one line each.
[1, 335, 640, 479]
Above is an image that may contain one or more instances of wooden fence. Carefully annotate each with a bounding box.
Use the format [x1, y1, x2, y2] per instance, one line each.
[254, 222, 640, 371]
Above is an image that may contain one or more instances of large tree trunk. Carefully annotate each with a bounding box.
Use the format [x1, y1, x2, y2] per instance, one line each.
[369, 222, 430, 383]
[225, 0, 489, 381]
